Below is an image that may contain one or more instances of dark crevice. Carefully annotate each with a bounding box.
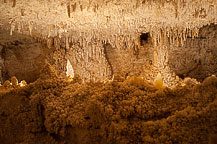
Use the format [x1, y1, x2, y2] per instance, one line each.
[140, 33, 150, 46]
[103, 43, 114, 79]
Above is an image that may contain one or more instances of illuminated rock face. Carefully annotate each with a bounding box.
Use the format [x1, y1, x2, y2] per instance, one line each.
[0, 0, 216, 86]
[66, 59, 74, 78]
[0, 29, 50, 83]
[154, 73, 163, 88]
[168, 24, 217, 82]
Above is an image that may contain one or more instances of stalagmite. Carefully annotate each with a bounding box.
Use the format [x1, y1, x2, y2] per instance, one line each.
[66, 59, 74, 78]
[11, 76, 18, 87]
[10, 21, 15, 36]
[3, 80, 11, 88]
[154, 73, 163, 88]
[19, 80, 27, 87]
[47, 37, 54, 49]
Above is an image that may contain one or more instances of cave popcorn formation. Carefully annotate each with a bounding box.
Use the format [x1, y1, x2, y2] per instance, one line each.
[0, 1, 217, 144]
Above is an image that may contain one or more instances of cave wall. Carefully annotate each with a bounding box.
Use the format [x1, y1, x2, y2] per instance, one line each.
[60, 32, 157, 82]
[0, 23, 216, 87]
[104, 34, 157, 79]
[0, 29, 50, 83]
[1, 23, 216, 86]
[168, 24, 217, 81]
[66, 37, 112, 81]
[85, 24, 217, 86]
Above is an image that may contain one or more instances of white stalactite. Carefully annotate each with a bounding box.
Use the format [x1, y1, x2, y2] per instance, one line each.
[28, 21, 33, 36]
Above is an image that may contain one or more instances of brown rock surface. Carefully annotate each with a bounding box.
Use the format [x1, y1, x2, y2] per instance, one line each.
[0, 1, 217, 143]
[0, 29, 50, 83]
[0, 66, 216, 144]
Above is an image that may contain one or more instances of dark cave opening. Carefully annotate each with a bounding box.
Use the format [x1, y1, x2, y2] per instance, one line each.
[140, 33, 150, 46]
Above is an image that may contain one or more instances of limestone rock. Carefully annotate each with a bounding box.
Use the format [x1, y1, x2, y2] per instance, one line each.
[154, 73, 163, 89]
[3, 80, 11, 88]
[11, 76, 18, 87]
[19, 80, 27, 87]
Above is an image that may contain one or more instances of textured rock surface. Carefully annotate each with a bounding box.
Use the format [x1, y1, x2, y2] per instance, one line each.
[168, 24, 217, 81]
[0, 0, 216, 39]
[0, 29, 50, 83]
[0, 0, 217, 86]
[0, 69, 217, 144]
[0, 1, 217, 143]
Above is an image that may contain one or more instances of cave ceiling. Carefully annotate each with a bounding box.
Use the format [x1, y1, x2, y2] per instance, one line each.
[0, 0, 216, 46]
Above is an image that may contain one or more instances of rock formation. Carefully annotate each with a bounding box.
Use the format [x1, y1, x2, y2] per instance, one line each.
[0, 1, 217, 143]
[0, 0, 216, 87]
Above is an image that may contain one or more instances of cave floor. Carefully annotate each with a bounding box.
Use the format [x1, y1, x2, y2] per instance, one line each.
[0, 66, 217, 144]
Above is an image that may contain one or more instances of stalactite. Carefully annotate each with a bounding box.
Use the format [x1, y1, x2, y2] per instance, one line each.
[195, 27, 199, 37]
[81, 49, 84, 59]
[155, 6, 160, 19]
[54, 36, 60, 50]
[180, 33, 184, 46]
[136, 0, 141, 8]
[21, 9, 25, 16]
[166, 28, 170, 38]
[80, 4, 83, 11]
[65, 34, 69, 50]
[192, 29, 195, 39]
[159, 30, 162, 45]
[175, 37, 179, 47]
[0, 0, 215, 84]
[68, 34, 72, 44]
[67, 3, 71, 18]
[72, 3, 77, 12]
[17, 22, 21, 33]
[183, 29, 187, 41]
[10, 22, 15, 36]
[28, 21, 33, 36]
[93, 4, 97, 12]
[47, 37, 53, 49]
[12, 0, 16, 7]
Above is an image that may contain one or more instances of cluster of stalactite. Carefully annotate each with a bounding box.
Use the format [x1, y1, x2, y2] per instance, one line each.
[1, 0, 216, 40]
[0, 0, 216, 86]
[34, 23, 214, 87]
[150, 27, 200, 47]
[64, 0, 217, 13]
[66, 34, 113, 81]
